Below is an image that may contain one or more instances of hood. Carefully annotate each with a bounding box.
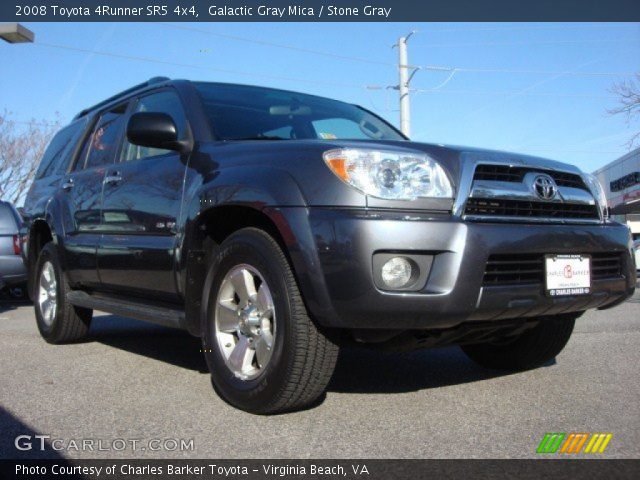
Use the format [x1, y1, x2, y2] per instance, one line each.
[196, 139, 587, 211]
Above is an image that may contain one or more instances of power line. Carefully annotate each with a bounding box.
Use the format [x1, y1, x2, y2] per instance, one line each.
[427, 23, 640, 33]
[455, 67, 637, 77]
[413, 38, 640, 47]
[161, 24, 638, 78]
[34, 41, 366, 90]
[412, 88, 617, 99]
[418, 65, 637, 77]
[159, 23, 395, 67]
[27, 41, 635, 102]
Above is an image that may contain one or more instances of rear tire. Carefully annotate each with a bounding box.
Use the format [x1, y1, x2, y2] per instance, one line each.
[461, 314, 577, 371]
[34, 243, 92, 343]
[202, 228, 339, 414]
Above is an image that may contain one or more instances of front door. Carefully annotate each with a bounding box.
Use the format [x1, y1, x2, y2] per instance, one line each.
[97, 89, 190, 302]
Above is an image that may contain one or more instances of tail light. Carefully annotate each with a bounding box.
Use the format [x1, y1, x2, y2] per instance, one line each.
[13, 235, 21, 255]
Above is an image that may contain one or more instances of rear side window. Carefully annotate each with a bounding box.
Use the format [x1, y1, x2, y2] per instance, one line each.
[77, 104, 127, 170]
[36, 120, 86, 179]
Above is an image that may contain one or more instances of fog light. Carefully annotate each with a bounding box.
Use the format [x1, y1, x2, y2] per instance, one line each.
[381, 257, 413, 289]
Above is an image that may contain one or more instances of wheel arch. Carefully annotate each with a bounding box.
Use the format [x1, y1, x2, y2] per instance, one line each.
[179, 165, 337, 336]
[182, 203, 298, 336]
[25, 196, 68, 299]
[26, 217, 56, 299]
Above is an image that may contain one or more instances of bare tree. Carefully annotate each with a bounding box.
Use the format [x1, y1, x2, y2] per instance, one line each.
[609, 73, 640, 149]
[0, 111, 60, 206]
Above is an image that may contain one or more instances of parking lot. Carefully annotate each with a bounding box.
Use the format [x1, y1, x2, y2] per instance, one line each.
[1, 287, 639, 459]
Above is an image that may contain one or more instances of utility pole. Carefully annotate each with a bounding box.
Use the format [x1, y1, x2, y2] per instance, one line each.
[396, 31, 417, 138]
[398, 35, 410, 137]
[367, 31, 421, 137]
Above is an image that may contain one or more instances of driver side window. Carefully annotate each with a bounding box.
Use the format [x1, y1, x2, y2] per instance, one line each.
[120, 90, 187, 162]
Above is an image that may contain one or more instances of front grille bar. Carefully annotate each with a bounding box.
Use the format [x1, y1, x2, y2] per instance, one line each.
[465, 198, 599, 220]
[452, 156, 603, 224]
[483, 253, 624, 286]
[473, 164, 588, 190]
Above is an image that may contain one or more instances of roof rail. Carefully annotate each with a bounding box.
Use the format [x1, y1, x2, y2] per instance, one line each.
[73, 77, 170, 119]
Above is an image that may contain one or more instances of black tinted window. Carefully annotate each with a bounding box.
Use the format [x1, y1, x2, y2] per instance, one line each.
[120, 90, 187, 162]
[79, 105, 127, 170]
[36, 120, 86, 178]
[193, 82, 403, 141]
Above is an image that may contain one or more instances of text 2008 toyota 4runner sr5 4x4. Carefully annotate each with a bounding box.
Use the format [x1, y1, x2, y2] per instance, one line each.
[23, 78, 636, 414]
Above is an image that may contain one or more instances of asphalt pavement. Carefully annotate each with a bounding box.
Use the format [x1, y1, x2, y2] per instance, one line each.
[1, 288, 639, 459]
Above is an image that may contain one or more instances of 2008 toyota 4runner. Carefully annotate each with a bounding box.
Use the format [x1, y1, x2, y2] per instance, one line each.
[23, 77, 636, 414]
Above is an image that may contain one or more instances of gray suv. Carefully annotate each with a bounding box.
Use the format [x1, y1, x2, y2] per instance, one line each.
[22, 78, 636, 414]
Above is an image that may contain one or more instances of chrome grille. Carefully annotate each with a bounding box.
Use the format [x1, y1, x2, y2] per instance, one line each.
[461, 163, 601, 223]
[473, 165, 588, 190]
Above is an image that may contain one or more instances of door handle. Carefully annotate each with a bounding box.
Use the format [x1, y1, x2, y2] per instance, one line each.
[61, 178, 74, 191]
[104, 173, 123, 185]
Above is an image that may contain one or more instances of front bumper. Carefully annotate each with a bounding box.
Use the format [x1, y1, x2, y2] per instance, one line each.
[289, 208, 635, 330]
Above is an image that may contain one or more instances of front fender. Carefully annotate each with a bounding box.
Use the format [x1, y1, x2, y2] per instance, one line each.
[179, 165, 310, 335]
[190, 165, 308, 215]
[180, 164, 309, 271]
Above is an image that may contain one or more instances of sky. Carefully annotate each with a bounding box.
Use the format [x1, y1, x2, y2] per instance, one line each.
[1, 21, 639, 173]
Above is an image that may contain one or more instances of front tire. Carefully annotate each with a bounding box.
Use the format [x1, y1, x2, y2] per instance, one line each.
[461, 314, 578, 371]
[34, 243, 92, 343]
[202, 228, 339, 414]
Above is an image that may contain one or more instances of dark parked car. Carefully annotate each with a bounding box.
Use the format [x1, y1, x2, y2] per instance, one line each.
[0, 200, 27, 294]
[22, 78, 636, 413]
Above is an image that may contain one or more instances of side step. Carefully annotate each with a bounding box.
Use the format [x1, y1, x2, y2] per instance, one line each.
[66, 291, 185, 329]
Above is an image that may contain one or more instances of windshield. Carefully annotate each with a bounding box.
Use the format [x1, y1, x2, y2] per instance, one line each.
[194, 82, 405, 142]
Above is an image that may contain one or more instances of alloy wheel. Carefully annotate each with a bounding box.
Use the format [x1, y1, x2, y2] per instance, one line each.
[38, 261, 57, 326]
[214, 264, 276, 380]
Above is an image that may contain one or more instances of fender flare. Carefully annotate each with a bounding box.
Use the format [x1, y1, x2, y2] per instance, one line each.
[179, 165, 334, 336]
[25, 196, 65, 297]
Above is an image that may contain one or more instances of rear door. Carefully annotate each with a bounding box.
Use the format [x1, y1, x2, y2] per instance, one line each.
[97, 89, 191, 301]
[60, 104, 128, 288]
[23, 118, 88, 225]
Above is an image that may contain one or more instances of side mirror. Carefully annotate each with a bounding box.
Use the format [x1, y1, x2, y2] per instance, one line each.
[126, 112, 189, 153]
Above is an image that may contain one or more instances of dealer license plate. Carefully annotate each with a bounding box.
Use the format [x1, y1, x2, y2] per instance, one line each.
[545, 254, 591, 296]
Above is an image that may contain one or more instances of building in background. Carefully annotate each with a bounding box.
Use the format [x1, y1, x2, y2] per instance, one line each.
[593, 147, 640, 240]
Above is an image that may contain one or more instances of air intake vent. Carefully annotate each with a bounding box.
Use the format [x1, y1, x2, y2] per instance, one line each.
[483, 253, 624, 286]
[465, 198, 599, 220]
[484, 254, 543, 286]
[591, 252, 624, 279]
[473, 165, 588, 190]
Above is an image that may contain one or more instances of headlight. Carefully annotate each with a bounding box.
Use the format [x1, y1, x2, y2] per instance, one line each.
[584, 173, 609, 221]
[323, 148, 453, 200]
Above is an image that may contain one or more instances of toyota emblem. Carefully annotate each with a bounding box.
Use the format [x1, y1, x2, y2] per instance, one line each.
[532, 174, 557, 200]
